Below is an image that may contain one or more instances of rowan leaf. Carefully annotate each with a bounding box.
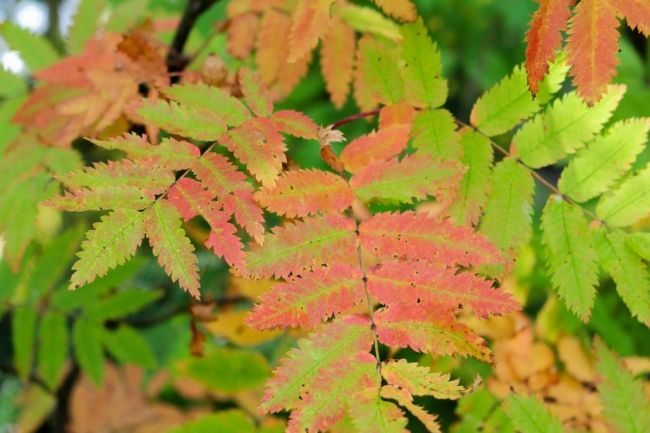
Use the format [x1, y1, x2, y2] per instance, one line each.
[102, 325, 156, 368]
[168, 411, 257, 433]
[368, 262, 518, 319]
[340, 123, 410, 173]
[360, 211, 501, 268]
[372, 0, 417, 22]
[595, 340, 650, 433]
[288, 0, 335, 62]
[480, 158, 534, 255]
[248, 263, 364, 330]
[256, 9, 290, 86]
[627, 232, 650, 261]
[49, 186, 154, 212]
[400, 19, 447, 108]
[163, 82, 251, 127]
[137, 100, 226, 141]
[91, 134, 200, 170]
[227, 190, 265, 244]
[515, 85, 625, 168]
[614, 0, 650, 36]
[567, 0, 620, 103]
[470, 65, 539, 136]
[535, 51, 570, 105]
[66, 0, 106, 54]
[270, 110, 319, 139]
[227, 13, 259, 59]
[255, 169, 354, 218]
[374, 304, 491, 361]
[73, 317, 104, 386]
[58, 160, 176, 195]
[449, 129, 494, 226]
[350, 387, 409, 433]
[525, 0, 572, 92]
[594, 229, 650, 325]
[37, 311, 68, 389]
[350, 154, 463, 205]
[286, 353, 376, 433]
[240, 68, 273, 117]
[321, 16, 356, 108]
[559, 118, 650, 202]
[541, 197, 599, 321]
[190, 153, 247, 204]
[381, 359, 466, 399]
[12, 306, 37, 381]
[205, 213, 246, 270]
[505, 394, 567, 433]
[355, 35, 404, 107]
[380, 386, 441, 433]
[245, 215, 357, 279]
[0, 22, 60, 72]
[70, 209, 145, 290]
[411, 109, 461, 160]
[144, 201, 201, 298]
[335, 4, 402, 42]
[0, 67, 27, 98]
[221, 118, 287, 187]
[261, 316, 374, 413]
[596, 164, 650, 227]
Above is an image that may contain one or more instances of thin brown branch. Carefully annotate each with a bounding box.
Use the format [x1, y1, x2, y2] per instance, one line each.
[330, 109, 380, 129]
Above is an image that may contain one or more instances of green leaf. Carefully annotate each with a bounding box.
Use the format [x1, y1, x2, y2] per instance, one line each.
[595, 340, 650, 433]
[66, 0, 106, 54]
[180, 347, 270, 393]
[505, 394, 567, 433]
[144, 201, 200, 298]
[356, 36, 404, 105]
[0, 67, 27, 98]
[163, 83, 251, 127]
[85, 289, 160, 321]
[559, 119, 650, 202]
[137, 100, 227, 141]
[480, 158, 534, 254]
[454, 389, 514, 433]
[627, 232, 650, 261]
[48, 186, 154, 212]
[73, 317, 104, 386]
[12, 306, 37, 380]
[70, 209, 145, 290]
[105, 0, 149, 33]
[102, 325, 156, 369]
[470, 65, 539, 137]
[411, 109, 461, 160]
[37, 311, 68, 389]
[594, 230, 650, 325]
[596, 164, 650, 227]
[0, 22, 60, 72]
[334, 3, 401, 41]
[515, 85, 625, 168]
[399, 19, 447, 108]
[449, 129, 494, 226]
[541, 198, 599, 321]
[535, 51, 570, 105]
[166, 410, 256, 433]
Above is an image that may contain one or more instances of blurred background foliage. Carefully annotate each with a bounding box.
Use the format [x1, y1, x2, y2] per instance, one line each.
[0, 0, 649, 432]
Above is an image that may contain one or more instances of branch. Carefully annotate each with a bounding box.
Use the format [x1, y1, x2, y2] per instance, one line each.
[166, 0, 219, 73]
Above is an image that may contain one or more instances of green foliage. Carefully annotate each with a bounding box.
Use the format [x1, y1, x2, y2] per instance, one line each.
[0, 22, 60, 72]
[541, 198, 599, 321]
[66, 0, 106, 54]
[167, 410, 256, 433]
[505, 395, 567, 433]
[595, 340, 650, 433]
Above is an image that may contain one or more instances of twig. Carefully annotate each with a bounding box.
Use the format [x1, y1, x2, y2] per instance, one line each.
[166, 0, 219, 73]
[330, 109, 380, 129]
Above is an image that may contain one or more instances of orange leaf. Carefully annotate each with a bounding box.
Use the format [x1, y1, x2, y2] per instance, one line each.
[227, 13, 259, 59]
[256, 9, 290, 85]
[288, 0, 335, 62]
[371, 0, 417, 22]
[525, 0, 573, 92]
[321, 16, 356, 109]
[567, 0, 620, 103]
[613, 0, 650, 36]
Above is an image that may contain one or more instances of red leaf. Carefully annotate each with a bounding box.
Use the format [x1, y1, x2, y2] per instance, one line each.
[614, 0, 650, 36]
[368, 262, 519, 318]
[271, 110, 319, 139]
[340, 125, 411, 173]
[248, 263, 365, 329]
